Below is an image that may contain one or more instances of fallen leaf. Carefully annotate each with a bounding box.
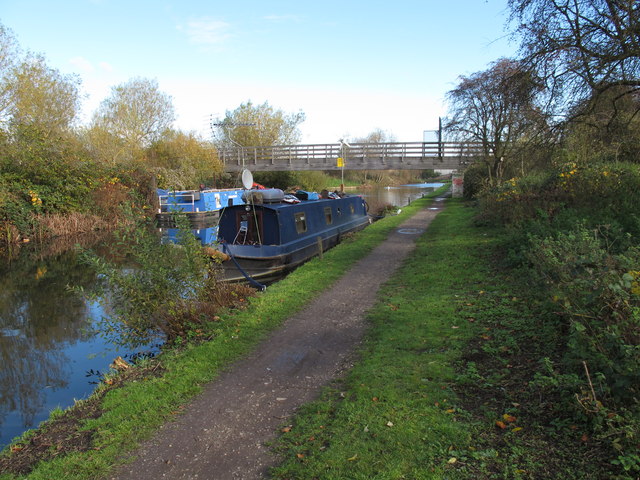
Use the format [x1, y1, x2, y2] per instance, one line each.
[512, 427, 523, 432]
[448, 457, 457, 464]
[372, 397, 378, 402]
[495, 421, 507, 429]
[581, 434, 589, 442]
[347, 454, 358, 461]
[503, 414, 517, 423]
[296, 453, 305, 459]
[446, 408, 456, 414]
[386, 421, 394, 427]
[281, 426, 292, 433]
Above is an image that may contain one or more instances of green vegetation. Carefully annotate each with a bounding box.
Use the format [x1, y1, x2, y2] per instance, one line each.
[0, 189, 447, 479]
[0, 1, 638, 476]
[472, 161, 640, 476]
[271, 201, 487, 479]
[272, 197, 635, 479]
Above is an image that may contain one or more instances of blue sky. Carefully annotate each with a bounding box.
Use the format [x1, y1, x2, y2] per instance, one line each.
[2, 0, 516, 143]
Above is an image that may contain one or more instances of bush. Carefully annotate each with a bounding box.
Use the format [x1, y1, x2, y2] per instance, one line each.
[483, 162, 640, 473]
[462, 162, 489, 200]
[77, 212, 213, 346]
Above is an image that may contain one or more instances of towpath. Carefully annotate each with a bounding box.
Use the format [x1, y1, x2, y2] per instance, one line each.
[112, 196, 447, 480]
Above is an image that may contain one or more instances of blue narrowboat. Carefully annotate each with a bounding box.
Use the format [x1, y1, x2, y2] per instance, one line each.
[156, 188, 245, 226]
[216, 191, 371, 282]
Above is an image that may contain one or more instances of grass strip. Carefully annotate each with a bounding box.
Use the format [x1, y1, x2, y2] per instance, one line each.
[270, 199, 615, 479]
[0, 187, 448, 480]
[269, 199, 496, 479]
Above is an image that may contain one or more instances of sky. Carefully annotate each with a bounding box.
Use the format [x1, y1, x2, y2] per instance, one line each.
[1, 0, 517, 144]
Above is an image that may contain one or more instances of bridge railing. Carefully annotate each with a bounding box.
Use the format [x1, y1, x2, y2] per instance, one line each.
[219, 141, 485, 171]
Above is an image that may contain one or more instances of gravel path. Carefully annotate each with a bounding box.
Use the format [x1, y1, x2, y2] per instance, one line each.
[112, 197, 446, 480]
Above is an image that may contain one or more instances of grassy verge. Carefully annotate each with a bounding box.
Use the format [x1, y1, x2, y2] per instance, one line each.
[270, 200, 614, 479]
[0, 187, 448, 480]
[270, 199, 491, 479]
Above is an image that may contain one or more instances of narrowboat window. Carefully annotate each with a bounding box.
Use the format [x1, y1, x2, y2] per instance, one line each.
[337, 207, 342, 216]
[324, 207, 332, 225]
[295, 212, 307, 233]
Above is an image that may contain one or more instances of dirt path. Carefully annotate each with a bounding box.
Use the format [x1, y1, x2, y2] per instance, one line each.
[112, 197, 446, 480]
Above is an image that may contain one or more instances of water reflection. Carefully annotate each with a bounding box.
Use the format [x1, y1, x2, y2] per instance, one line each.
[0, 245, 141, 450]
[355, 182, 445, 209]
[158, 224, 218, 246]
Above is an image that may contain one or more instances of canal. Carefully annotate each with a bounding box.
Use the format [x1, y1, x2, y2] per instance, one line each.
[354, 182, 444, 211]
[0, 182, 443, 450]
[0, 241, 149, 450]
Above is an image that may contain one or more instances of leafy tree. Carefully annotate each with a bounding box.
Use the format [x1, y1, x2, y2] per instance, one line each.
[349, 129, 397, 184]
[7, 53, 81, 139]
[81, 124, 128, 165]
[353, 128, 396, 144]
[0, 23, 19, 128]
[92, 77, 175, 161]
[445, 58, 548, 184]
[214, 101, 305, 189]
[146, 130, 223, 189]
[214, 100, 305, 148]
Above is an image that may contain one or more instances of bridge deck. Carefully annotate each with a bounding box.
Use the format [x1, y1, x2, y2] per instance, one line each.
[219, 142, 482, 172]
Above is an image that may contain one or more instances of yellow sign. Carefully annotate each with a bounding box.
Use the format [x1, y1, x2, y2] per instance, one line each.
[337, 157, 344, 168]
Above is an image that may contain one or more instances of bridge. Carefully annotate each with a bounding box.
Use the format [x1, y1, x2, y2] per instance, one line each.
[218, 142, 483, 172]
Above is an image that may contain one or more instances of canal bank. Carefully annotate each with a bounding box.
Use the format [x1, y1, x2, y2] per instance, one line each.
[112, 193, 449, 480]
[0, 188, 450, 479]
[0, 182, 442, 453]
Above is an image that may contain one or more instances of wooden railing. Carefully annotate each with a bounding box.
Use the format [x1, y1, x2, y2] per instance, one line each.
[219, 142, 485, 171]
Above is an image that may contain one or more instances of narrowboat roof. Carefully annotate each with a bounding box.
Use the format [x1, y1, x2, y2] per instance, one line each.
[221, 195, 363, 211]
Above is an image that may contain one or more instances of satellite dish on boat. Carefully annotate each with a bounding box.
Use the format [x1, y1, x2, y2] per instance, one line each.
[241, 169, 254, 190]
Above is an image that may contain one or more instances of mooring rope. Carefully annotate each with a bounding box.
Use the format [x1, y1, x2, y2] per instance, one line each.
[220, 242, 266, 291]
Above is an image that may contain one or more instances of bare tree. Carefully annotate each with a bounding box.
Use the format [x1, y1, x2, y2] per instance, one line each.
[509, 0, 640, 116]
[445, 58, 548, 183]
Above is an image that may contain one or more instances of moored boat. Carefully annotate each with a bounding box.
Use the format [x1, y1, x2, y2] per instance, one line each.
[216, 191, 371, 283]
[156, 188, 245, 227]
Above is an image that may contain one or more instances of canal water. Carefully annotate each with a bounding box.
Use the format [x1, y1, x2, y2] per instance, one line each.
[354, 182, 445, 211]
[0, 242, 148, 450]
[0, 182, 444, 450]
